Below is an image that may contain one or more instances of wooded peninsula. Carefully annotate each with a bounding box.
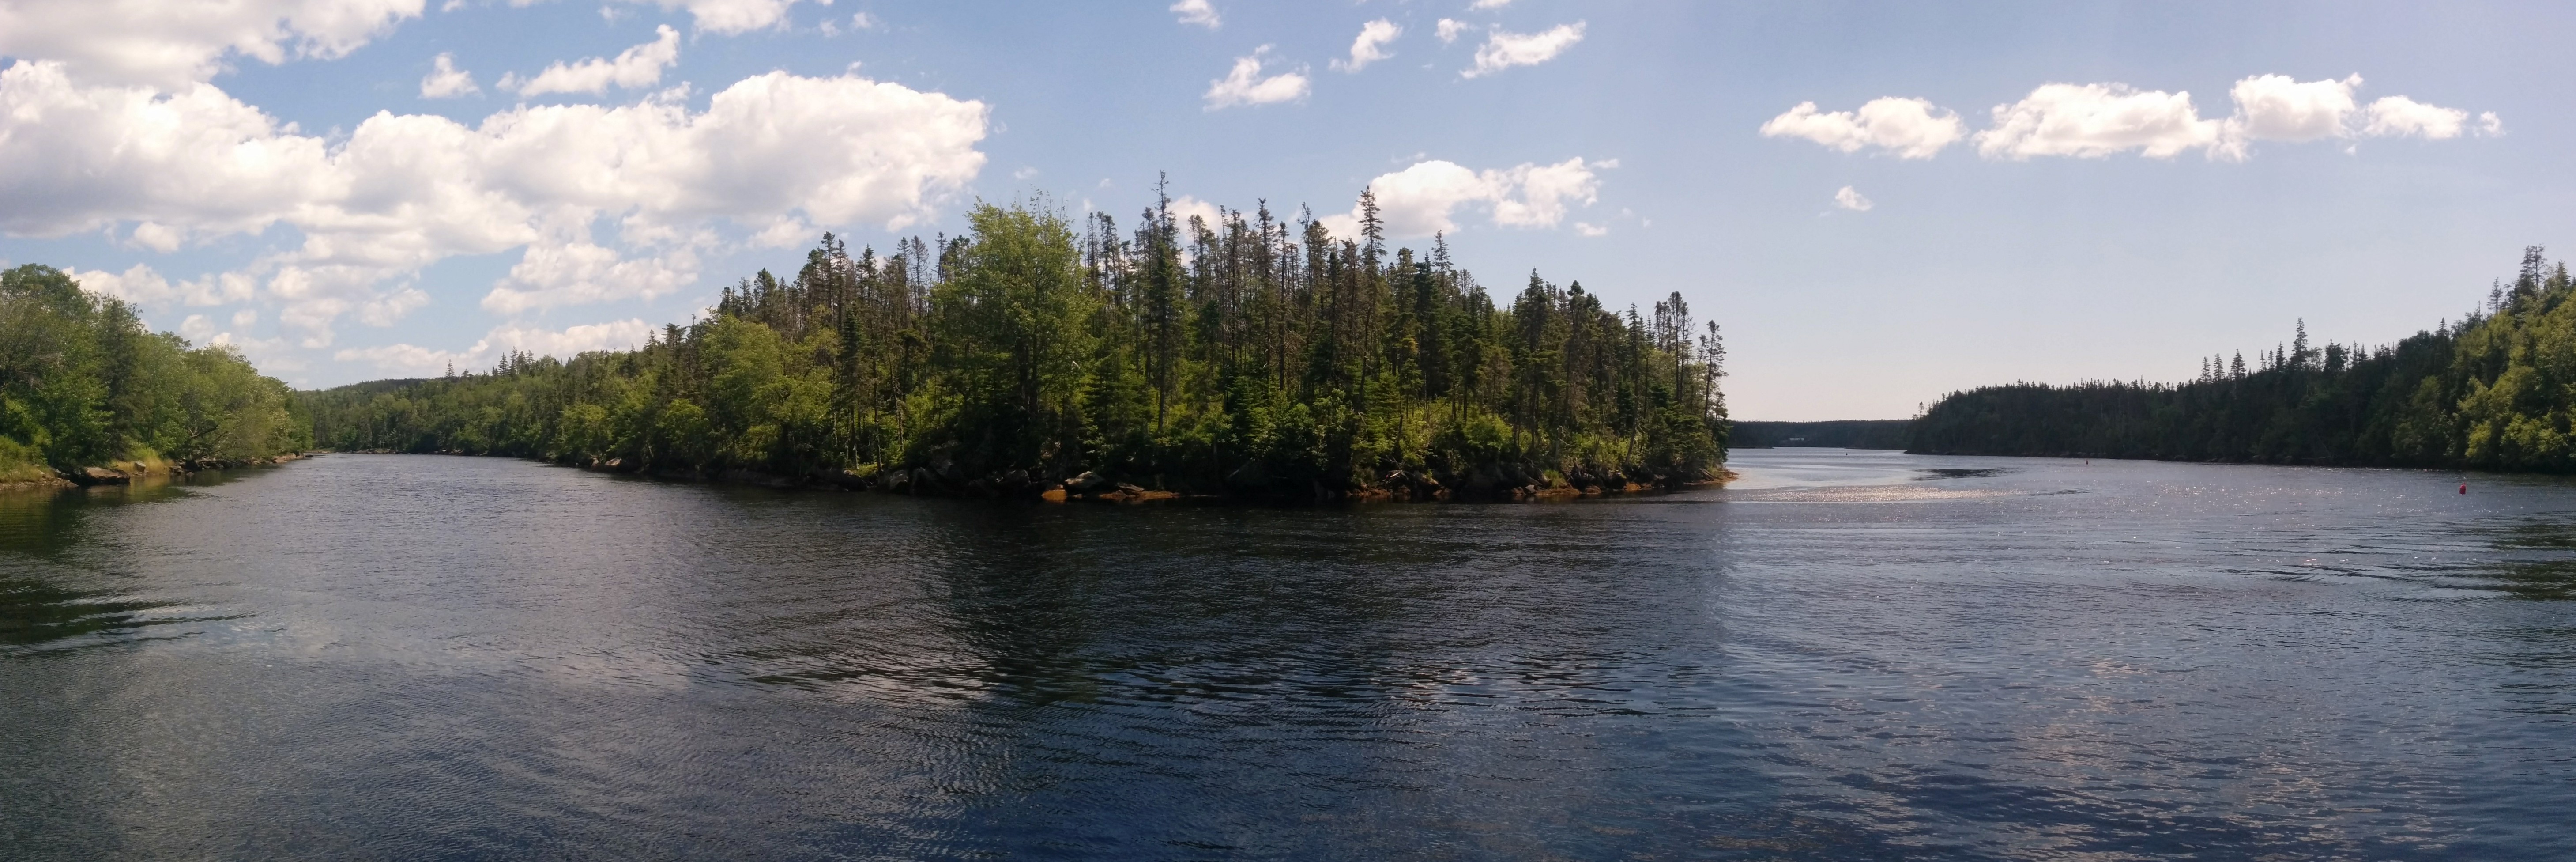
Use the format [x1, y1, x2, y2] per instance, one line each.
[293, 193, 1734, 500]
[1913, 247, 2576, 471]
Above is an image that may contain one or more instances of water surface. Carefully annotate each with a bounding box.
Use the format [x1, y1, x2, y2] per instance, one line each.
[2, 450, 2571, 859]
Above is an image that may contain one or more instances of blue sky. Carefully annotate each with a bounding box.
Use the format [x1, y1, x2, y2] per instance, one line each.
[1, 1, 2567, 419]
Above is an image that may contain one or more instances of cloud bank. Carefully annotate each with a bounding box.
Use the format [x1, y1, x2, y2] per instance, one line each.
[1766, 74, 2497, 162]
[0, 59, 989, 344]
[0, 0, 426, 88]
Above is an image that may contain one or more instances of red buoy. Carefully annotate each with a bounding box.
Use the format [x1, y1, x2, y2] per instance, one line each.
[2460, 483, 2468, 495]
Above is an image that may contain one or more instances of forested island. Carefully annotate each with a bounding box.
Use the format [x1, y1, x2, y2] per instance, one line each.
[0, 265, 309, 489]
[299, 196, 1732, 500]
[1913, 247, 2576, 471]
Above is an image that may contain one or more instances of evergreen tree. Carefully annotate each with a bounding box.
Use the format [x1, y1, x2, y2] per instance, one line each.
[1913, 247, 2576, 472]
[295, 191, 1731, 499]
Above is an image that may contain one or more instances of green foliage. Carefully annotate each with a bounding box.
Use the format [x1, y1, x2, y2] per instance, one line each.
[1912, 247, 2576, 472]
[0, 436, 49, 484]
[300, 197, 1730, 495]
[0, 264, 306, 476]
[929, 203, 1097, 473]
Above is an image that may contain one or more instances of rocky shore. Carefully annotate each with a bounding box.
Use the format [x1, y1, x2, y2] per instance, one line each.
[3, 453, 316, 492]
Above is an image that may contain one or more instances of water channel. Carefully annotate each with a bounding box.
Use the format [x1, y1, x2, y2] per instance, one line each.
[3, 450, 2570, 859]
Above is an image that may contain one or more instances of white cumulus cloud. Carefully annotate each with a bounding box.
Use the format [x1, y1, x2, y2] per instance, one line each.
[2224, 74, 2358, 142]
[1170, 0, 1219, 29]
[2363, 95, 2486, 139]
[0, 0, 805, 91]
[335, 318, 658, 375]
[0, 0, 425, 88]
[0, 61, 337, 238]
[70, 263, 254, 308]
[419, 52, 478, 98]
[1167, 195, 1224, 231]
[482, 241, 697, 314]
[503, 25, 680, 96]
[1760, 98, 1964, 159]
[1322, 156, 1606, 238]
[0, 59, 990, 343]
[173, 310, 291, 359]
[1974, 83, 2221, 160]
[1332, 19, 1401, 73]
[1463, 22, 1583, 79]
[130, 221, 185, 252]
[1204, 47, 1308, 110]
[1336, 160, 1488, 237]
[2209, 73, 2369, 160]
[1833, 186, 1872, 212]
[1491, 157, 1604, 228]
[1436, 19, 1470, 44]
[621, 0, 805, 34]
[1946, 74, 2494, 162]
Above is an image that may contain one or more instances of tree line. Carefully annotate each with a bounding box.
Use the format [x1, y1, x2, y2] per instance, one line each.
[1912, 247, 2576, 471]
[1733, 420, 1910, 450]
[301, 192, 1730, 498]
[1, 265, 309, 484]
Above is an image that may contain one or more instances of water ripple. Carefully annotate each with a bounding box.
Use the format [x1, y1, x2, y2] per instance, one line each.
[0, 451, 2570, 859]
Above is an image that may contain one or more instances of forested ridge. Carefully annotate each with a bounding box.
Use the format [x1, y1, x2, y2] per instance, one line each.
[0, 264, 309, 486]
[1913, 247, 2576, 471]
[301, 193, 1730, 499]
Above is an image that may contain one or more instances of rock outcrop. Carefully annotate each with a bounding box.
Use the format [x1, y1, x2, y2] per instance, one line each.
[62, 466, 130, 485]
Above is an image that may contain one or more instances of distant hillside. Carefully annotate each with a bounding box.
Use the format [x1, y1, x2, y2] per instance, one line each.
[1912, 248, 2576, 471]
[307, 378, 428, 397]
[1732, 420, 1910, 450]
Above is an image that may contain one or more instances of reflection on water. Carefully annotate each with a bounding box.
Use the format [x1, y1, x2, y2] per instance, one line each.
[0, 475, 247, 655]
[1913, 466, 2007, 480]
[1, 450, 2573, 859]
[2459, 520, 2576, 600]
[0, 576, 195, 655]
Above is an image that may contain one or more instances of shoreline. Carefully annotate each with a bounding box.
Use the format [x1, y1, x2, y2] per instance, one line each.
[0, 453, 314, 495]
[320, 450, 1739, 504]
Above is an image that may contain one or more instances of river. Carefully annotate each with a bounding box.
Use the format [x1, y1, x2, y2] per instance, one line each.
[2, 450, 2571, 859]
